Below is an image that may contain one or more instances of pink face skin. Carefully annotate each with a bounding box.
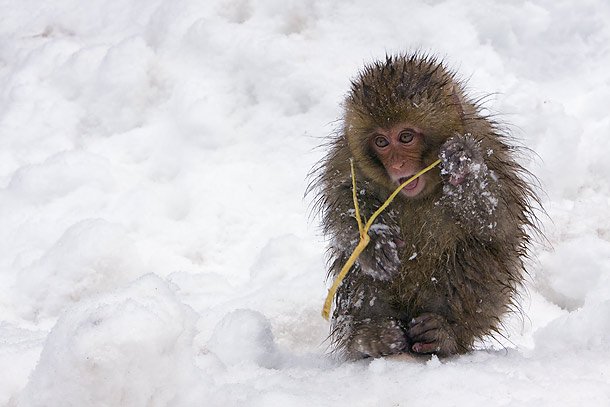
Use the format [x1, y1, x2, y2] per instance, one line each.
[369, 124, 426, 198]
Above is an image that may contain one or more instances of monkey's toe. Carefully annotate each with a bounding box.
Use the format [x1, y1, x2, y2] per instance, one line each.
[406, 313, 459, 356]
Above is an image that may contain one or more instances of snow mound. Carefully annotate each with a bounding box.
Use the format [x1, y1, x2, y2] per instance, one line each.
[19, 274, 207, 407]
[17, 219, 143, 321]
[537, 235, 610, 311]
[8, 150, 115, 203]
[207, 309, 281, 368]
[534, 299, 610, 355]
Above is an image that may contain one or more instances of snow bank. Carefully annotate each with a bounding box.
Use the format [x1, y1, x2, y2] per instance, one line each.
[207, 309, 281, 368]
[16, 219, 143, 321]
[534, 299, 610, 355]
[537, 235, 610, 311]
[19, 274, 207, 407]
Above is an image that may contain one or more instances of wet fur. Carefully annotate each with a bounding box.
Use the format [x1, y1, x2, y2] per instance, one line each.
[308, 53, 541, 359]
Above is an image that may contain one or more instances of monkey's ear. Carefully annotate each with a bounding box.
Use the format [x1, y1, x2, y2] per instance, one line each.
[450, 83, 466, 120]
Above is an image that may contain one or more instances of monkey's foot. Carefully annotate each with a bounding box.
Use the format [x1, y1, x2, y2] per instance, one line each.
[348, 318, 408, 359]
[406, 313, 459, 356]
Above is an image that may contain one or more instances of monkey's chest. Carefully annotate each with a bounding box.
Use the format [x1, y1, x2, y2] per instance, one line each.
[391, 204, 472, 310]
[392, 247, 453, 312]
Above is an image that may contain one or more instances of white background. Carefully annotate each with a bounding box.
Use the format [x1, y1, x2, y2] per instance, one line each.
[1, 0, 609, 405]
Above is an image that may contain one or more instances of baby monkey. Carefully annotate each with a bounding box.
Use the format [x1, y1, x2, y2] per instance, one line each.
[310, 53, 539, 359]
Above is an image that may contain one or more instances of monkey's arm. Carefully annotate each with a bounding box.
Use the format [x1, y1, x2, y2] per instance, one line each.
[332, 270, 409, 359]
[321, 174, 409, 358]
[438, 133, 504, 238]
[323, 181, 403, 281]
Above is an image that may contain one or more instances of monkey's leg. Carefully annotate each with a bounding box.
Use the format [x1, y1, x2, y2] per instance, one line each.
[406, 313, 463, 356]
[332, 274, 409, 359]
[346, 317, 409, 359]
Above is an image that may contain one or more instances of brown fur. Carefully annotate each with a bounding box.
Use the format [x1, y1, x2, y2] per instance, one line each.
[309, 53, 540, 359]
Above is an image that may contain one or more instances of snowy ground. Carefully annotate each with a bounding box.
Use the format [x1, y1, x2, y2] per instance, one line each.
[1, 0, 610, 406]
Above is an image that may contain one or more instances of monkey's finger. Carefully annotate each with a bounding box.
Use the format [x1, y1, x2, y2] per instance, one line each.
[371, 264, 394, 281]
[367, 340, 381, 357]
[379, 241, 400, 262]
[373, 256, 399, 280]
[406, 314, 443, 337]
[393, 237, 406, 248]
[412, 341, 440, 354]
[406, 323, 435, 340]
[450, 173, 466, 185]
[376, 253, 399, 272]
[409, 328, 439, 343]
[408, 313, 440, 327]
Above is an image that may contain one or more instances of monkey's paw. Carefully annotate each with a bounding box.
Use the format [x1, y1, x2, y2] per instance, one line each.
[349, 318, 409, 359]
[357, 222, 404, 281]
[439, 133, 484, 185]
[406, 313, 460, 356]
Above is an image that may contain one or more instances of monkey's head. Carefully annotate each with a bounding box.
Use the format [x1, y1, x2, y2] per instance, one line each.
[344, 53, 468, 199]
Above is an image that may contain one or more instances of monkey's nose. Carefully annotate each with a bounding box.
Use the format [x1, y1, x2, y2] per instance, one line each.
[392, 161, 406, 169]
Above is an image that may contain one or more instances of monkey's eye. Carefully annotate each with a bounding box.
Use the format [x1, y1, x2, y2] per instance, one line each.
[374, 136, 390, 148]
[399, 131, 415, 144]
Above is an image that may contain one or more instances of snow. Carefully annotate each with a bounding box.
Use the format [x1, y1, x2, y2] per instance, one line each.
[207, 308, 281, 369]
[19, 274, 208, 407]
[1, 0, 609, 406]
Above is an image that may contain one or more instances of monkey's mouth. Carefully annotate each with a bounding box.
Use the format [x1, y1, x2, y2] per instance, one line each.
[398, 176, 419, 191]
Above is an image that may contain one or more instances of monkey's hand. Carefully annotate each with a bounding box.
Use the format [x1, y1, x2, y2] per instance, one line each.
[439, 133, 484, 185]
[356, 219, 404, 281]
[349, 318, 409, 359]
[438, 134, 499, 234]
[406, 313, 460, 356]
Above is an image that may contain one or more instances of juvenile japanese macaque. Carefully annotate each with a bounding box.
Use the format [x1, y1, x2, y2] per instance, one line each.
[310, 53, 540, 359]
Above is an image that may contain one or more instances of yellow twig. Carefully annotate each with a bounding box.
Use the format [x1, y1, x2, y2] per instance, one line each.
[321, 158, 441, 321]
[351, 159, 364, 234]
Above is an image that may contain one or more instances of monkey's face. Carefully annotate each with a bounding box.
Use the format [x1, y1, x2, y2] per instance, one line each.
[369, 123, 432, 198]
